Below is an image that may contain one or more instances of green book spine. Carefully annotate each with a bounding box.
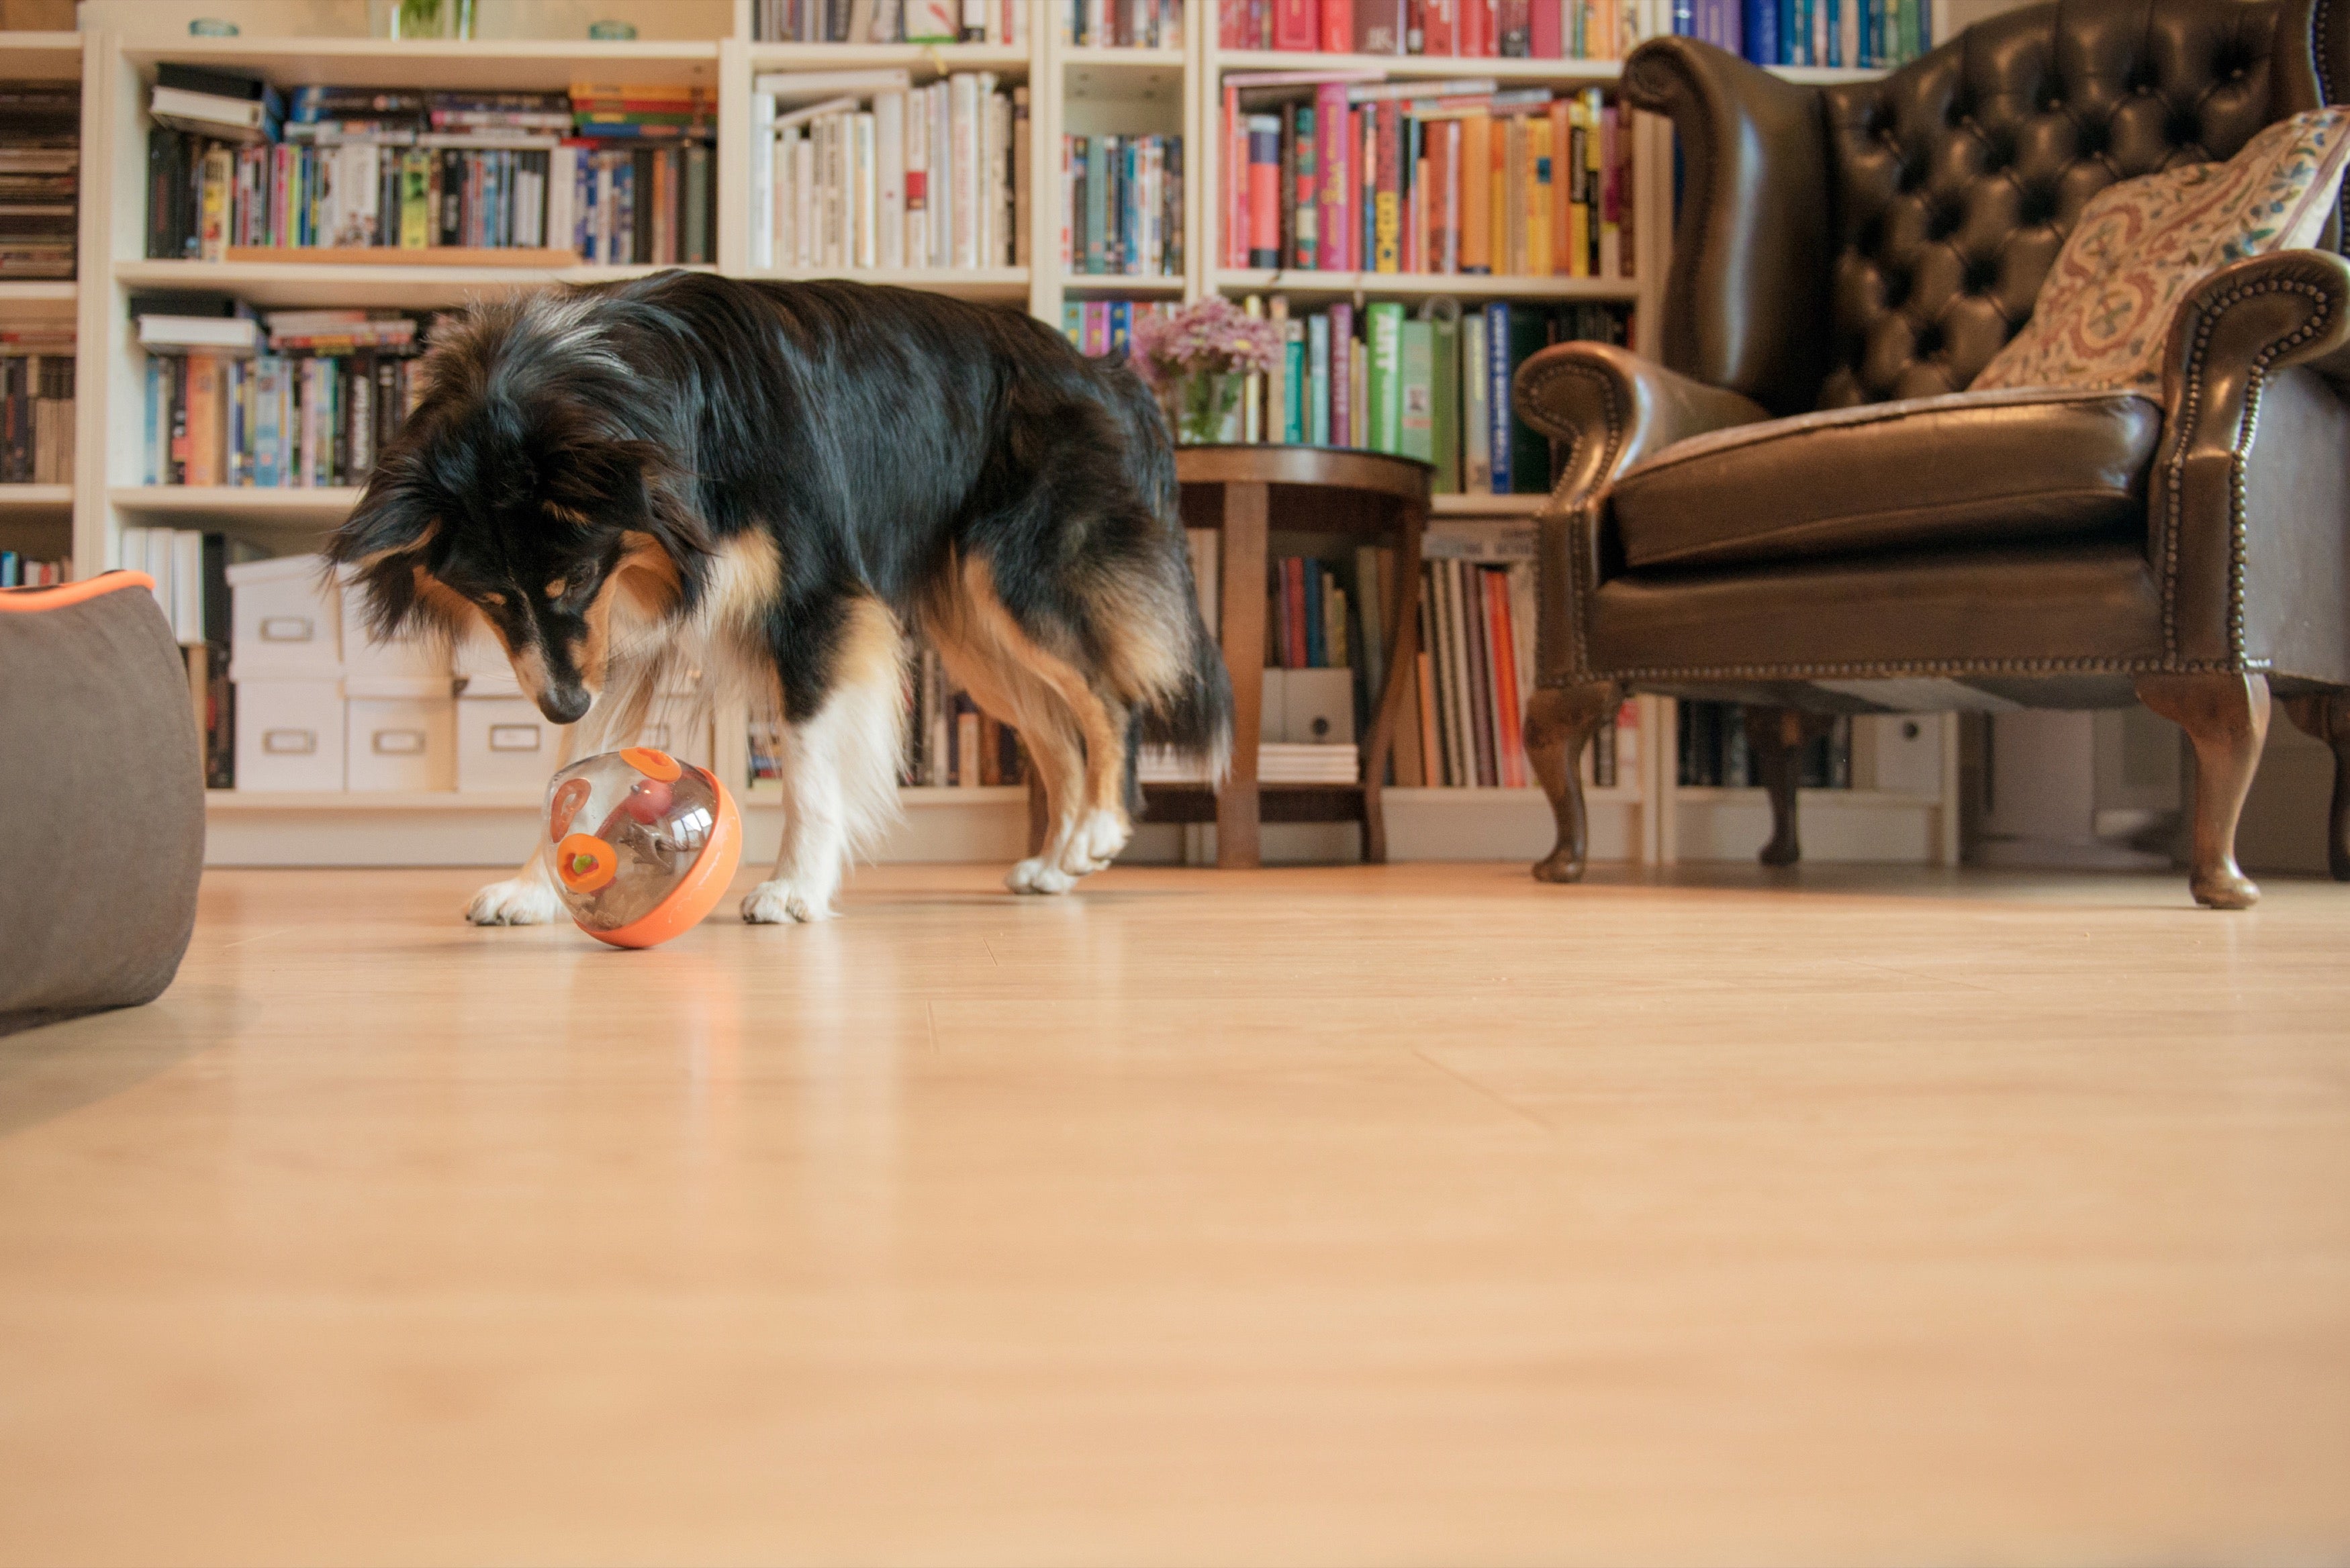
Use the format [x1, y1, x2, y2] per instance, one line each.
[1425, 302, 1460, 493]
[1367, 301, 1405, 454]
[1399, 318, 1434, 464]
[1284, 324, 1306, 444]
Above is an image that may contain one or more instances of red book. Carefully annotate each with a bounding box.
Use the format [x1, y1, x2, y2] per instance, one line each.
[1221, 0, 1247, 45]
[1461, 0, 1493, 52]
[1224, 85, 1245, 266]
[1355, 0, 1407, 51]
[1274, 0, 1319, 49]
[1316, 83, 1351, 271]
[1529, 0, 1562, 54]
[1425, 0, 1457, 53]
[1372, 101, 1402, 272]
[1321, 0, 1354, 50]
[1247, 115, 1282, 267]
[1486, 567, 1525, 787]
[1407, 0, 1426, 52]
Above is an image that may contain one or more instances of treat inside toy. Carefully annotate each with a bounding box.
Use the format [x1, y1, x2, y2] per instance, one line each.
[544, 749, 738, 944]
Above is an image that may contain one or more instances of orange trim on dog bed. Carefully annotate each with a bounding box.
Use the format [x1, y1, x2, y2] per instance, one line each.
[0, 572, 156, 613]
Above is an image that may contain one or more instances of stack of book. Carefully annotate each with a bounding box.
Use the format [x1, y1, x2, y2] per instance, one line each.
[0, 551, 70, 587]
[1060, 297, 1175, 355]
[1062, 133, 1184, 277]
[144, 72, 718, 264]
[750, 70, 1028, 271]
[1412, 538, 1534, 787]
[1231, 293, 1630, 494]
[1225, 76, 1630, 279]
[1221, 0, 1638, 60]
[1676, 701, 1852, 787]
[1, 320, 75, 486]
[0, 78, 80, 281]
[754, 0, 1031, 43]
[1063, 0, 1186, 45]
[1672, 0, 1930, 68]
[136, 294, 426, 489]
[900, 646, 1031, 787]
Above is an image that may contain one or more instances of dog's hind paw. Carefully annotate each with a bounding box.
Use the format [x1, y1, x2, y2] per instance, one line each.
[742, 879, 833, 924]
[1057, 809, 1132, 876]
[1006, 857, 1077, 895]
[466, 875, 564, 926]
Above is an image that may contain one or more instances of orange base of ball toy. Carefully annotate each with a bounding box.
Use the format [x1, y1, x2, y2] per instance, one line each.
[583, 768, 743, 949]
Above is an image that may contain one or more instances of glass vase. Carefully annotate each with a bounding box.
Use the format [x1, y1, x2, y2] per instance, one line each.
[1176, 371, 1241, 446]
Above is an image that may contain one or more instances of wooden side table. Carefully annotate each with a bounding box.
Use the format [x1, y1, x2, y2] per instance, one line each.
[1154, 445, 1432, 868]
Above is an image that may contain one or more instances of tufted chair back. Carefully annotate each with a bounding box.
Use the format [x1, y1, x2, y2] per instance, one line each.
[1627, 0, 2346, 414]
[1822, 0, 2310, 403]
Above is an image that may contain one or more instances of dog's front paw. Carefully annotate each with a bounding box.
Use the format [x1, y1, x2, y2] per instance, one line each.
[742, 879, 834, 924]
[466, 875, 563, 926]
[1057, 809, 1131, 875]
[1006, 857, 1076, 895]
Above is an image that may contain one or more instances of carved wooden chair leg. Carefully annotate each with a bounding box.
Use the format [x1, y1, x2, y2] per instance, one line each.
[2280, 689, 2350, 881]
[1744, 707, 1821, 868]
[1523, 681, 1622, 883]
[2136, 673, 2271, 910]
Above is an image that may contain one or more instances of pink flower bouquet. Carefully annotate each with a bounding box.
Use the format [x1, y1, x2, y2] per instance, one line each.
[1129, 297, 1282, 444]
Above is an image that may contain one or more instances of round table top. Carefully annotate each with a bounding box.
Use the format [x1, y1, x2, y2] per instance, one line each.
[1174, 444, 1434, 504]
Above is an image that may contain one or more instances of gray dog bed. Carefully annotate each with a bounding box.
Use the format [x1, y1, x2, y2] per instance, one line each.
[0, 573, 203, 1034]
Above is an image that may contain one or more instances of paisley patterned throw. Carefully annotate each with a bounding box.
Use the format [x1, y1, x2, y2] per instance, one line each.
[1973, 109, 2350, 393]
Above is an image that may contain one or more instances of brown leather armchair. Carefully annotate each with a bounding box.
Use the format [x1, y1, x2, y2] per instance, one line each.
[1514, 0, 2350, 907]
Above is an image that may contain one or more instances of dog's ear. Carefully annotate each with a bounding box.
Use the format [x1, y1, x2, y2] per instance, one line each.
[324, 455, 451, 641]
[541, 433, 714, 574]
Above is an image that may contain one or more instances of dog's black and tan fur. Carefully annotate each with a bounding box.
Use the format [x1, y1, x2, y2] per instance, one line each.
[328, 271, 1230, 924]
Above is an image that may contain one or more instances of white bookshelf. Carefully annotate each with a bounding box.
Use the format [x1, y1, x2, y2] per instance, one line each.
[48, 0, 1937, 869]
[0, 32, 87, 581]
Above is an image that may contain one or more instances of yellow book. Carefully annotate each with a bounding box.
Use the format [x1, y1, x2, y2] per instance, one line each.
[1528, 120, 1552, 279]
[1491, 118, 1507, 276]
[1503, 117, 1527, 276]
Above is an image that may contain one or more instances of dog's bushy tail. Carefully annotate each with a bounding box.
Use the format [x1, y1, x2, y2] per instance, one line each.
[1112, 371, 1234, 786]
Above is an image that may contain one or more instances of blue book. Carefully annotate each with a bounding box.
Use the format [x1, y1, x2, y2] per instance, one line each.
[1485, 302, 1511, 495]
[1673, 0, 1695, 32]
[1109, 300, 1132, 356]
[1, 550, 20, 587]
[1746, 0, 1779, 62]
[254, 356, 283, 487]
[1285, 326, 1305, 443]
[1061, 300, 1082, 346]
[1086, 135, 1110, 274]
[1828, 0, 1842, 64]
[144, 356, 162, 485]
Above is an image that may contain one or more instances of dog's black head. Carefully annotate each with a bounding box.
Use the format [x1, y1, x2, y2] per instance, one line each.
[327, 293, 706, 725]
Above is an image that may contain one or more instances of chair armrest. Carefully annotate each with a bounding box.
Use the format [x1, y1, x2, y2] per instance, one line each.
[1514, 341, 1773, 508]
[1621, 36, 1832, 415]
[2155, 249, 2350, 667]
[1514, 342, 1773, 687]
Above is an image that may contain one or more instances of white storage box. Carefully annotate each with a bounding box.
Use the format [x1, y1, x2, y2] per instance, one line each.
[457, 695, 564, 792]
[346, 676, 457, 792]
[227, 555, 341, 679]
[340, 571, 451, 682]
[233, 679, 346, 792]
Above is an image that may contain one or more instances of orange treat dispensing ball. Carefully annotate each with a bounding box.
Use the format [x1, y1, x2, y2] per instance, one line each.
[545, 748, 741, 948]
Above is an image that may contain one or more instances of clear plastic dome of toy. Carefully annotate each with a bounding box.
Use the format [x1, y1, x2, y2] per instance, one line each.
[545, 748, 739, 946]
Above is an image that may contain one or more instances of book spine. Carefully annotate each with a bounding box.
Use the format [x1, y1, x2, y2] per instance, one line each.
[1485, 301, 1511, 491]
[1329, 301, 1354, 446]
[1366, 300, 1404, 453]
[1316, 84, 1350, 273]
[1372, 103, 1401, 272]
[1246, 117, 1281, 268]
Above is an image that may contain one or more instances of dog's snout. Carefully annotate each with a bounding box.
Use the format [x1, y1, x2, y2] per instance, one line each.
[540, 686, 593, 726]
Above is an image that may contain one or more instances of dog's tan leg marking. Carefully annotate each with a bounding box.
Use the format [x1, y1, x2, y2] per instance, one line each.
[743, 596, 907, 925]
[924, 583, 1090, 893]
[925, 556, 1133, 888]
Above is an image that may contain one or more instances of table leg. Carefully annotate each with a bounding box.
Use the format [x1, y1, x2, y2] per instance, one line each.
[1360, 500, 1424, 865]
[1216, 481, 1268, 869]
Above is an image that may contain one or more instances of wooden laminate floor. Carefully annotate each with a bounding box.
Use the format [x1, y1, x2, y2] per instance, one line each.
[3, 862, 2347, 1567]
